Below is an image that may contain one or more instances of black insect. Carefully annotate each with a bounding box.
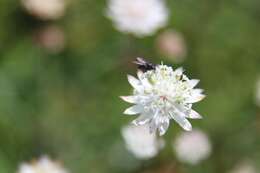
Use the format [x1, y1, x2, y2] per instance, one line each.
[133, 57, 156, 72]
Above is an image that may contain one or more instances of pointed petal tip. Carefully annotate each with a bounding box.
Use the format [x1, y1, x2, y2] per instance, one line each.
[123, 105, 143, 116]
[185, 126, 192, 131]
[176, 67, 184, 71]
[170, 112, 192, 131]
[187, 94, 206, 103]
[197, 115, 203, 119]
[189, 79, 200, 88]
[131, 120, 145, 126]
[123, 110, 129, 115]
[197, 113, 203, 119]
[189, 110, 203, 119]
[182, 122, 192, 131]
[199, 93, 206, 99]
[127, 75, 143, 92]
[127, 74, 135, 79]
[196, 95, 206, 102]
[158, 128, 165, 136]
[137, 71, 143, 81]
[120, 96, 129, 102]
[175, 67, 184, 74]
[120, 96, 137, 103]
[127, 74, 134, 82]
[123, 110, 133, 115]
[159, 130, 166, 136]
[131, 120, 138, 126]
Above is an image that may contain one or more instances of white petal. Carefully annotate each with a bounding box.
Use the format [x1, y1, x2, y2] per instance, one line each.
[175, 67, 184, 75]
[188, 79, 200, 88]
[194, 89, 204, 95]
[132, 113, 152, 125]
[172, 103, 201, 119]
[186, 89, 205, 103]
[172, 102, 187, 113]
[141, 78, 152, 90]
[192, 89, 205, 97]
[120, 96, 138, 103]
[149, 118, 157, 134]
[187, 94, 205, 103]
[136, 71, 152, 90]
[188, 110, 202, 119]
[124, 105, 143, 115]
[149, 111, 159, 134]
[18, 164, 34, 173]
[158, 118, 169, 136]
[137, 70, 144, 80]
[170, 112, 192, 131]
[127, 75, 143, 92]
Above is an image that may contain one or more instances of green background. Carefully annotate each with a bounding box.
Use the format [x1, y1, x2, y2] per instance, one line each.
[0, 0, 259, 172]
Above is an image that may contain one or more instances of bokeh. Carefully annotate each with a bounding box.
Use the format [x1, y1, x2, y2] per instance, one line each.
[0, 0, 259, 172]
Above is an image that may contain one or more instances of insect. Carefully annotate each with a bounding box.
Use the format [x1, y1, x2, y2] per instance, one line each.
[133, 57, 156, 72]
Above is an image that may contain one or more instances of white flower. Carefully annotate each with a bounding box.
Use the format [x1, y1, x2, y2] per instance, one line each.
[106, 0, 169, 37]
[17, 156, 69, 173]
[21, 0, 66, 20]
[255, 78, 260, 107]
[121, 124, 164, 159]
[156, 29, 187, 63]
[173, 129, 211, 165]
[121, 64, 205, 135]
[229, 161, 256, 173]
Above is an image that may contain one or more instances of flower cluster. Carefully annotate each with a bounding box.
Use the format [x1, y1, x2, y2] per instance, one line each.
[21, 0, 66, 20]
[17, 156, 69, 173]
[156, 30, 187, 63]
[106, 0, 169, 37]
[121, 124, 164, 159]
[173, 129, 212, 164]
[229, 161, 256, 173]
[121, 64, 205, 135]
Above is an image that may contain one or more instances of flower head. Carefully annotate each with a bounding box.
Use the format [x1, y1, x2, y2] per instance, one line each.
[229, 161, 256, 173]
[21, 0, 66, 20]
[17, 156, 69, 173]
[173, 129, 212, 165]
[121, 62, 205, 135]
[156, 29, 187, 63]
[106, 0, 169, 37]
[121, 124, 164, 159]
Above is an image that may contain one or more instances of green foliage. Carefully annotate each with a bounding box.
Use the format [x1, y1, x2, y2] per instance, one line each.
[0, 0, 259, 172]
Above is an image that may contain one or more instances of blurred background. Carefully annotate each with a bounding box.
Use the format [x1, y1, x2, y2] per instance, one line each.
[0, 0, 260, 172]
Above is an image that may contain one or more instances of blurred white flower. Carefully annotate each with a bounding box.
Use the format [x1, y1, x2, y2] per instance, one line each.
[229, 161, 256, 173]
[106, 0, 169, 37]
[173, 129, 211, 165]
[156, 30, 187, 63]
[17, 156, 69, 173]
[121, 124, 164, 159]
[33, 25, 66, 53]
[255, 78, 260, 107]
[21, 0, 66, 20]
[121, 64, 205, 135]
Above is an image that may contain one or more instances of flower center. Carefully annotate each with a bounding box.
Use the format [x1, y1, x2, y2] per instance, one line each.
[159, 95, 167, 101]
